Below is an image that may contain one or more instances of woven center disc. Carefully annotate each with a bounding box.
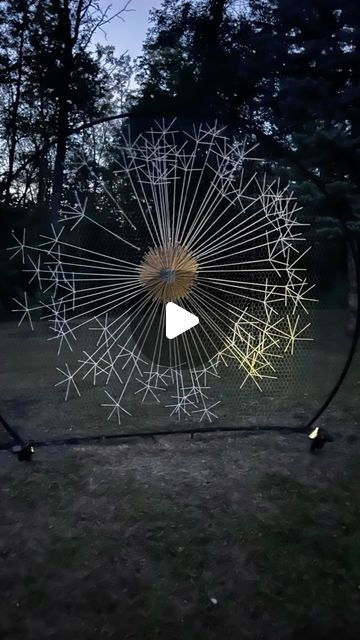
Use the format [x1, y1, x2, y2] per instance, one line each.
[138, 245, 198, 302]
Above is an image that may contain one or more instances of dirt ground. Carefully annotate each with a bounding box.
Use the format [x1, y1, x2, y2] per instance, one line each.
[0, 317, 359, 639]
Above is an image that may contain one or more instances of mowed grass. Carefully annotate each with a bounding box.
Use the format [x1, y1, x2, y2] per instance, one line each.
[0, 317, 359, 639]
[0, 309, 356, 439]
[0, 432, 359, 640]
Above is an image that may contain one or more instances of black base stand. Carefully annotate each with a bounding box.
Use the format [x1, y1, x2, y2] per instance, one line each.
[309, 427, 334, 454]
[11, 442, 35, 462]
[0, 408, 338, 460]
[0, 412, 35, 461]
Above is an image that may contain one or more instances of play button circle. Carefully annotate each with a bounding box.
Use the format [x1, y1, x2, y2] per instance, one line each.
[128, 297, 224, 369]
[165, 303, 199, 339]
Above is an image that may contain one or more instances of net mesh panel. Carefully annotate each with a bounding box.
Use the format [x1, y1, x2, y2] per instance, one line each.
[0, 120, 354, 442]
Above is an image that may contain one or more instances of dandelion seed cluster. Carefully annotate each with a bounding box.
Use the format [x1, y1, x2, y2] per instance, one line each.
[10, 120, 315, 424]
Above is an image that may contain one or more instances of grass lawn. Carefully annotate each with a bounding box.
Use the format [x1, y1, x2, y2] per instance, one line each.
[0, 316, 359, 639]
[0, 309, 357, 439]
[0, 437, 359, 639]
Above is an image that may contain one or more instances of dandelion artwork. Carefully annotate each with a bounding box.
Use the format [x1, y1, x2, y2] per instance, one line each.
[10, 120, 316, 425]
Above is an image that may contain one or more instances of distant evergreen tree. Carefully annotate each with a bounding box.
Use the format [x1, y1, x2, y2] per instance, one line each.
[133, 0, 360, 322]
[133, 0, 360, 221]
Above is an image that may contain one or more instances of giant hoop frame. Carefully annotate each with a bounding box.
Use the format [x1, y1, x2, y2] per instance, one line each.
[1, 114, 359, 457]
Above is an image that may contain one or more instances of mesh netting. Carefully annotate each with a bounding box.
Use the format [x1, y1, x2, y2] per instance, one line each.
[0, 119, 354, 441]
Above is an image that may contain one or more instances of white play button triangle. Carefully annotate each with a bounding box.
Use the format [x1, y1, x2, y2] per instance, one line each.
[165, 302, 199, 339]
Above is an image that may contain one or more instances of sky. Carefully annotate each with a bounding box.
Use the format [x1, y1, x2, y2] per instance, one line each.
[96, 0, 165, 60]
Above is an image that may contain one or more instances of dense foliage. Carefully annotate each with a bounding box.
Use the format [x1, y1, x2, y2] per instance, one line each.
[0, 0, 359, 314]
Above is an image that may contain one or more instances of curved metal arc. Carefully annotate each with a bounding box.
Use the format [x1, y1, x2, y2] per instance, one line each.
[304, 228, 360, 432]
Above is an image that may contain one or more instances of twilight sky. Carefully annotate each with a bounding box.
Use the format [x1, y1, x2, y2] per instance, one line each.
[96, 0, 165, 60]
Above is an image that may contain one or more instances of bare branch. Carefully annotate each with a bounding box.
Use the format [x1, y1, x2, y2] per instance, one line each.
[0, 110, 331, 203]
[81, 0, 134, 49]
[73, 0, 87, 44]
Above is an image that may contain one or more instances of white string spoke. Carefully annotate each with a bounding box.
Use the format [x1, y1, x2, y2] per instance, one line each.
[55, 363, 81, 401]
[11, 292, 39, 330]
[193, 401, 221, 423]
[48, 317, 76, 356]
[134, 377, 165, 403]
[8, 229, 27, 263]
[101, 390, 132, 424]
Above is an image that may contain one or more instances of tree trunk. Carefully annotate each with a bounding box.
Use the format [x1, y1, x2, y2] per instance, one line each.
[50, 100, 69, 222]
[196, 0, 227, 113]
[37, 96, 50, 209]
[50, 0, 73, 223]
[4, 2, 28, 204]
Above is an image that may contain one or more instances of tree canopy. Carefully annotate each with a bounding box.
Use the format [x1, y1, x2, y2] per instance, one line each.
[133, 0, 360, 223]
[0, 0, 359, 315]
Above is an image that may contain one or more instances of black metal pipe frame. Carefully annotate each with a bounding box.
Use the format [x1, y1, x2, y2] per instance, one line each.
[0, 412, 25, 447]
[0, 425, 342, 452]
[0, 112, 359, 452]
[304, 226, 360, 432]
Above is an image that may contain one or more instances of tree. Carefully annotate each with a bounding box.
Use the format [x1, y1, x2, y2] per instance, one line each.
[0, 0, 133, 313]
[134, 0, 359, 209]
[0, 0, 132, 217]
[29, 0, 132, 221]
[134, 0, 360, 326]
[0, 0, 31, 204]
